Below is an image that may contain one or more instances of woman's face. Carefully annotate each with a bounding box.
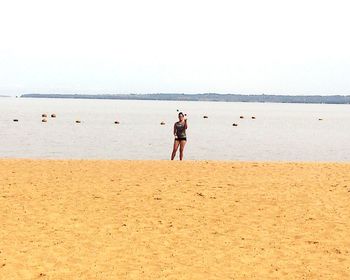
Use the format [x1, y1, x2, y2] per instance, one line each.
[178, 114, 184, 121]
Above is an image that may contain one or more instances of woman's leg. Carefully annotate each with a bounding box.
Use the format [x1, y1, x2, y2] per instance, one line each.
[171, 140, 180, 160]
[179, 140, 186, 160]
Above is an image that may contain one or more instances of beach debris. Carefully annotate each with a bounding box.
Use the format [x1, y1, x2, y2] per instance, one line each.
[75, 120, 81, 123]
[251, 116, 256, 119]
[203, 115, 208, 119]
[51, 114, 56, 118]
[240, 116, 244, 119]
[13, 119, 18, 122]
[42, 114, 47, 118]
[232, 123, 238, 126]
[42, 118, 47, 123]
[196, 192, 205, 197]
[114, 121, 120, 124]
[160, 121, 165, 125]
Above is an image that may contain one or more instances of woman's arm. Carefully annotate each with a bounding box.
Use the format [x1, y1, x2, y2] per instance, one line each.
[184, 118, 188, 129]
[173, 123, 177, 136]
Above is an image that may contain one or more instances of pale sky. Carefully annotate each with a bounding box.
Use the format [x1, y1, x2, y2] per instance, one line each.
[0, 0, 349, 96]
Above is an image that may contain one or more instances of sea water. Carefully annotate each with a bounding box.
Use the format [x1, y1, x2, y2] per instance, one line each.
[1, 97, 350, 161]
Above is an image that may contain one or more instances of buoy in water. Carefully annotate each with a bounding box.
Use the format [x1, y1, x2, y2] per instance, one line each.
[42, 114, 47, 118]
[232, 123, 238, 126]
[160, 121, 165, 125]
[75, 120, 81, 123]
[42, 118, 47, 123]
[318, 118, 323, 121]
[203, 115, 208, 119]
[114, 121, 120, 124]
[239, 116, 244, 119]
[251, 116, 256, 119]
[51, 114, 56, 118]
[13, 119, 18, 122]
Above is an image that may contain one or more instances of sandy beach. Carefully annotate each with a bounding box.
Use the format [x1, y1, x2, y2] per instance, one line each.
[0, 159, 349, 279]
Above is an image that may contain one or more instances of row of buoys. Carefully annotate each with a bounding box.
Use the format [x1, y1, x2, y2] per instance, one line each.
[12, 114, 326, 124]
[232, 115, 256, 127]
[41, 113, 121, 125]
[202, 115, 256, 120]
[40, 119, 120, 124]
[41, 113, 56, 118]
[239, 116, 256, 119]
[41, 113, 55, 123]
[41, 118, 84, 123]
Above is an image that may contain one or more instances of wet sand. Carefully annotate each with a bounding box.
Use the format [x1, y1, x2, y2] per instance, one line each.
[0, 160, 349, 279]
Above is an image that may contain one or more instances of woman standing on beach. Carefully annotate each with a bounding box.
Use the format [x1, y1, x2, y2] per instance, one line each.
[171, 112, 187, 160]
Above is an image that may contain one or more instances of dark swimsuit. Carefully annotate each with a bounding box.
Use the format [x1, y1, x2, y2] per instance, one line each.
[175, 122, 187, 141]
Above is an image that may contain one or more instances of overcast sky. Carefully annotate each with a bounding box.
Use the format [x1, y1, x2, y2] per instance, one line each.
[0, 0, 349, 96]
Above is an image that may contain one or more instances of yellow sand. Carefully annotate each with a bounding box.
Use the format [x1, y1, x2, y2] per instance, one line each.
[0, 160, 349, 279]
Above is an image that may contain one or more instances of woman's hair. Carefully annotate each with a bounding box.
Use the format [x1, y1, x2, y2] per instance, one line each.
[178, 112, 184, 117]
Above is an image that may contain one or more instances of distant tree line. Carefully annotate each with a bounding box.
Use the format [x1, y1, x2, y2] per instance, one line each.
[21, 93, 350, 104]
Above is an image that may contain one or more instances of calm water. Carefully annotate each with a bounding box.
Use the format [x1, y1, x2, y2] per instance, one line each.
[1, 97, 350, 161]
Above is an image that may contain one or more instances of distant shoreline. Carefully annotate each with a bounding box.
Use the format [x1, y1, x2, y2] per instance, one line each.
[20, 93, 350, 104]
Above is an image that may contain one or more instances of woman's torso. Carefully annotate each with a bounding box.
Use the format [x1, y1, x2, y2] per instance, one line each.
[175, 121, 186, 138]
